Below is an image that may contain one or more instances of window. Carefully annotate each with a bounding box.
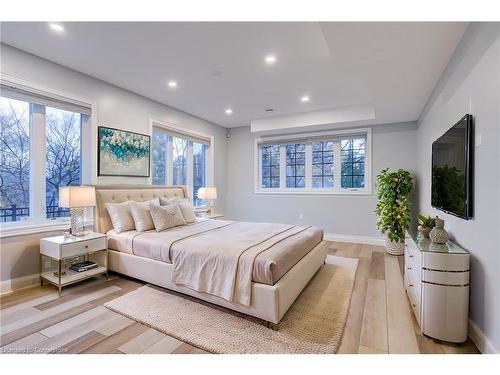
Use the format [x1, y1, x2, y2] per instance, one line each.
[255, 129, 371, 194]
[172, 136, 187, 185]
[151, 123, 211, 206]
[341, 138, 366, 188]
[152, 131, 167, 185]
[261, 145, 280, 188]
[45, 107, 82, 219]
[0, 97, 30, 222]
[0, 84, 90, 226]
[286, 144, 305, 188]
[312, 141, 334, 188]
[192, 142, 206, 206]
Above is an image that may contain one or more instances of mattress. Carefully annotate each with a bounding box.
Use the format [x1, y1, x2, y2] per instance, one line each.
[107, 219, 323, 285]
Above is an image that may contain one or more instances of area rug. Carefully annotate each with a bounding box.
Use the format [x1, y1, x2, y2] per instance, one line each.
[104, 255, 358, 354]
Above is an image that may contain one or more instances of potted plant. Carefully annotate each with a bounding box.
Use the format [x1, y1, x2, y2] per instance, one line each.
[417, 215, 436, 238]
[375, 168, 413, 255]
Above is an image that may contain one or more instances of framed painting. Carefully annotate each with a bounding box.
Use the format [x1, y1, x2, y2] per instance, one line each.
[98, 126, 150, 177]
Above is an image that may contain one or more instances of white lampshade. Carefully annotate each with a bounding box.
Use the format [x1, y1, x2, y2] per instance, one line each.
[197, 187, 217, 200]
[59, 186, 96, 208]
[197, 187, 206, 200]
[204, 187, 217, 200]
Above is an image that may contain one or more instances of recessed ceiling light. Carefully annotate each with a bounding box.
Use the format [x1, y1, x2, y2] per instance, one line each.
[225, 108, 233, 115]
[49, 23, 64, 32]
[167, 81, 178, 88]
[301, 95, 310, 103]
[264, 55, 277, 65]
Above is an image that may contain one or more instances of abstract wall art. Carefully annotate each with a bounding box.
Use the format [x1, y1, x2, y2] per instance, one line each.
[98, 126, 150, 177]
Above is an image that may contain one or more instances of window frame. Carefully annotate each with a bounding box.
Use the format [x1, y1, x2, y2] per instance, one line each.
[254, 128, 372, 195]
[0, 75, 95, 233]
[149, 119, 214, 205]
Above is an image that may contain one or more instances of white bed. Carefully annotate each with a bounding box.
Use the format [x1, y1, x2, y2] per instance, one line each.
[94, 185, 327, 324]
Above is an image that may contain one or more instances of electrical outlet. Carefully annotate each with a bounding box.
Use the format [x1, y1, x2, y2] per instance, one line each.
[475, 133, 482, 148]
[299, 213, 304, 220]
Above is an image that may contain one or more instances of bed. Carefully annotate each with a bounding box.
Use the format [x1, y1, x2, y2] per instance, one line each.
[94, 185, 327, 324]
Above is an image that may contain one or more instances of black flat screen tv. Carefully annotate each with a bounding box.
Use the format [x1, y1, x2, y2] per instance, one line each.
[431, 114, 473, 219]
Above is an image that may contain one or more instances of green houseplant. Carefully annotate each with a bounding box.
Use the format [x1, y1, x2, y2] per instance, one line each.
[375, 168, 413, 255]
[417, 214, 436, 238]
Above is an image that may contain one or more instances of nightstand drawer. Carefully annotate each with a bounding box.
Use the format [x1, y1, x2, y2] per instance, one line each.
[61, 237, 107, 258]
[422, 269, 469, 286]
[422, 252, 470, 272]
[407, 285, 421, 325]
[406, 268, 421, 302]
[40, 235, 107, 259]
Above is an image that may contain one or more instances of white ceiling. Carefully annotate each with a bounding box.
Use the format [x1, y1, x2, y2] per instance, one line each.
[0, 22, 467, 128]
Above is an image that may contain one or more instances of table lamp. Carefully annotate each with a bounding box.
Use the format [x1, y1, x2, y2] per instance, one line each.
[59, 186, 96, 236]
[197, 187, 217, 214]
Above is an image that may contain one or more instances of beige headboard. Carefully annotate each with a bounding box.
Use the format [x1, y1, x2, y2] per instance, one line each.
[93, 185, 188, 233]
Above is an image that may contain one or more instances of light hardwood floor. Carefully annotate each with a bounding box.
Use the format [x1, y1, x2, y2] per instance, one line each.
[0, 241, 479, 354]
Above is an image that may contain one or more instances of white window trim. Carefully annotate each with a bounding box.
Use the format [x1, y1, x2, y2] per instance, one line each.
[0, 74, 97, 233]
[149, 119, 215, 201]
[254, 128, 372, 195]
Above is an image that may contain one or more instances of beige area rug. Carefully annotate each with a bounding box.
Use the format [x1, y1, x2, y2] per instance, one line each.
[105, 255, 358, 354]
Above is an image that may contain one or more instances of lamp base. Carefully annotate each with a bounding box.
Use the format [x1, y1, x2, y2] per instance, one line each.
[206, 200, 215, 214]
[70, 207, 86, 236]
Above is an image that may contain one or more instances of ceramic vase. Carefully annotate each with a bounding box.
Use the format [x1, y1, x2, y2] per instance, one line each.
[429, 217, 448, 244]
[418, 226, 431, 239]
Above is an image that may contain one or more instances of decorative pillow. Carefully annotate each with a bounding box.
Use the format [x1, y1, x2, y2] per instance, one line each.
[105, 201, 135, 233]
[129, 198, 160, 232]
[159, 197, 196, 223]
[149, 202, 187, 231]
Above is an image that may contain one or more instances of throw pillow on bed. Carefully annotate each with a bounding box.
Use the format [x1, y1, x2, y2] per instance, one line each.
[159, 197, 197, 223]
[149, 202, 187, 231]
[129, 198, 160, 232]
[105, 201, 136, 233]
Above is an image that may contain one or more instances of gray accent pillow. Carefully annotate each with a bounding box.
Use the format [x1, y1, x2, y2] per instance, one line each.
[159, 196, 197, 224]
[149, 202, 187, 232]
[129, 198, 160, 232]
[105, 201, 135, 233]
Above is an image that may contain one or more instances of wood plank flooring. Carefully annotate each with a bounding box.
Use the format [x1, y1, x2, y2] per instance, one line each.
[0, 241, 480, 354]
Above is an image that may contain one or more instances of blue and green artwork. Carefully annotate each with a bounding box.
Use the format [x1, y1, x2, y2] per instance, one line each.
[98, 126, 150, 177]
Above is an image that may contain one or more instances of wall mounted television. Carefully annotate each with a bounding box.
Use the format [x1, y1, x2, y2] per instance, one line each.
[431, 114, 473, 220]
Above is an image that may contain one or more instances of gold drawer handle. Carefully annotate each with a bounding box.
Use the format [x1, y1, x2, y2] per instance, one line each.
[84, 245, 89, 249]
[409, 284, 414, 287]
[407, 267, 412, 270]
[409, 255, 414, 258]
[412, 303, 416, 308]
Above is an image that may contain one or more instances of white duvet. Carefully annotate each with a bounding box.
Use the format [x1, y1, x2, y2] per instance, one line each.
[170, 221, 310, 306]
[110, 219, 311, 306]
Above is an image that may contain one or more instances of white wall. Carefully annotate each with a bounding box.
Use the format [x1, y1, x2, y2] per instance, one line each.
[225, 122, 418, 238]
[416, 23, 500, 353]
[0, 44, 228, 283]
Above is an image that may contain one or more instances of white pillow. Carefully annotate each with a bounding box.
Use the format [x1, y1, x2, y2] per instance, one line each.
[129, 198, 160, 232]
[105, 201, 135, 233]
[159, 197, 196, 223]
[149, 202, 187, 232]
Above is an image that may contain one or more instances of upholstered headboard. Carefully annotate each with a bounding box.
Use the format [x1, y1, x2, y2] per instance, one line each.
[93, 185, 188, 233]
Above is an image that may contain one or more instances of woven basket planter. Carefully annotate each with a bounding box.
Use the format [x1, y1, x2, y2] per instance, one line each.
[385, 236, 405, 256]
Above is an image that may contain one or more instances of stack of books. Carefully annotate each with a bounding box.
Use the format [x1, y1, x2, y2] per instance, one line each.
[69, 261, 98, 273]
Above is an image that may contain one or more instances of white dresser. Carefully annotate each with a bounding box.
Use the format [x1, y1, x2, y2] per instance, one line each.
[404, 232, 470, 343]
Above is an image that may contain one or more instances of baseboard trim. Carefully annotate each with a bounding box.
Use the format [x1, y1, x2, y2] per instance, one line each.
[468, 319, 497, 354]
[324, 233, 385, 246]
[0, 273, 40, 295]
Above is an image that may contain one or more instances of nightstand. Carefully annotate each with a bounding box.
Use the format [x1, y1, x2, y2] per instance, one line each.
[40, 232, 108, 295]
[195, 212, 224, 220]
